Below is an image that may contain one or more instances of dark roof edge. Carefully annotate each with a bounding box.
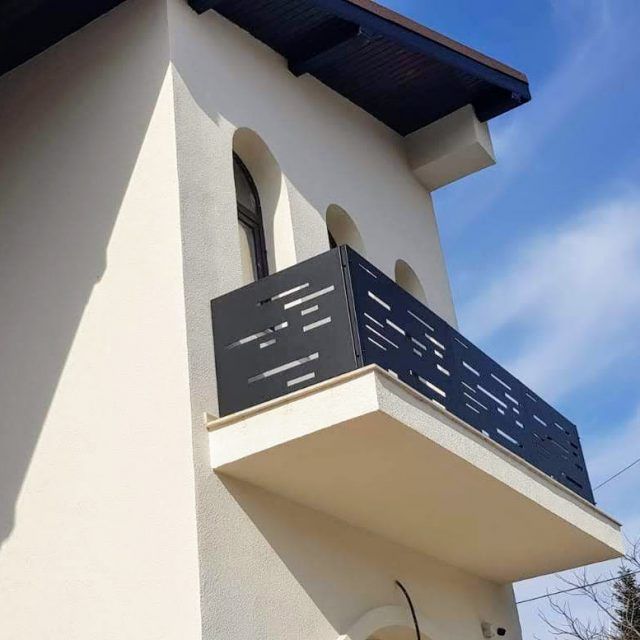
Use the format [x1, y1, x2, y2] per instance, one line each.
[0, 0, 126, 78]
[310, 0, 531, 109]
[191, 0, 529, 96]
[343, 0, 528, 84]
[191, 0, 531, 127]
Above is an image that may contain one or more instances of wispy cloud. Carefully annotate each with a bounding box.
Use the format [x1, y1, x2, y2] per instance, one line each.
[460, 192, 640, 401]
[438, 3, 640, 638]
[494, 0, 639, 168]
[492, 1, 611, 165]
[440, 0, 640, 232]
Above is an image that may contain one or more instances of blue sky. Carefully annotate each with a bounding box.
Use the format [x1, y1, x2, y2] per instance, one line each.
[379, 1, 640, 637]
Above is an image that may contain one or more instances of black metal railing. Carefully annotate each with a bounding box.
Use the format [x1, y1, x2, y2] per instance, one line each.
[211, 246, 594, 503]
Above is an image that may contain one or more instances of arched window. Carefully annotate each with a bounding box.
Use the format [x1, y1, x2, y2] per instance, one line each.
[234, 153, 268, 283]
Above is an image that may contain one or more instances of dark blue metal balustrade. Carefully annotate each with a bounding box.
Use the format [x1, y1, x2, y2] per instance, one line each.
[211, 246, 594, 503]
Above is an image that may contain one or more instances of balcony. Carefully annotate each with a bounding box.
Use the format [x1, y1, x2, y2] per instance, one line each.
[208, 247, 623, 581]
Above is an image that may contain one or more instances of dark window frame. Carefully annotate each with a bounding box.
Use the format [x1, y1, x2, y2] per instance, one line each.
[234, 153, 269, 280]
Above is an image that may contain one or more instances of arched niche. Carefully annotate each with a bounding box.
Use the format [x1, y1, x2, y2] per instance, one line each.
[233, 128, 296, 274]
[395, 260, 427, 304]
[326, 204, 366, 255]
[338, 605, 434, 640]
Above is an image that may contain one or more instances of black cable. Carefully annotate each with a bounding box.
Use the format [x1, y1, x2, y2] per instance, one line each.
[395, 580, 421, 640]
[516, 569, 640, 605]
[594, 456, 640, 491]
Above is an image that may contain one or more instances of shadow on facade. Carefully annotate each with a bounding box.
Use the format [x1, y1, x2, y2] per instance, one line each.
[0, 0, 168, 548]
[221, 476, 438, 638]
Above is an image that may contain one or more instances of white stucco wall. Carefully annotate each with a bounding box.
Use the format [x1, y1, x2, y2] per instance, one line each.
[0, 1, 521, 639]
[168, 0, 456, 324]
[167, 2, 518, 640]
[0, 1, 202, 638]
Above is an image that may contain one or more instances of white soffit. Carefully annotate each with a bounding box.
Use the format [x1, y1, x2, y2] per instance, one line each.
[208, 366, 623, 583]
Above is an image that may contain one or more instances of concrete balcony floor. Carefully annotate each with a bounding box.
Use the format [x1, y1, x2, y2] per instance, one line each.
[207, 366, 623, 583]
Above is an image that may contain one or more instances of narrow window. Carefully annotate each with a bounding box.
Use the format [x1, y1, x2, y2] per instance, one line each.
[234, 153, 268, 283]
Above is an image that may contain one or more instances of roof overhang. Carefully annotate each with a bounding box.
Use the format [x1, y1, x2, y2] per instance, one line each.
[0, 0, 126, 77]
[190, 0, 531, 135]
[1, 1, 531, 136]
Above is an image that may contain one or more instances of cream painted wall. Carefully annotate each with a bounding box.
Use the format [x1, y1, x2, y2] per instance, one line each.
[167, 2, 519, 640]
[0, 1, 520, 639]
[210, 478, 522, 640]
[167, 0, 457, 325]
[0, 1, 202, 638]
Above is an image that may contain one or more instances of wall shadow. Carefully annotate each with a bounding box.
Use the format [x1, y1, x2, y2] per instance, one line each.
[0, 0, 168, 547]
[220, 476, 432, 637]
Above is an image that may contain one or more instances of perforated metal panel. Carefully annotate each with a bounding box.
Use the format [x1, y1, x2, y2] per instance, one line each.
[211, 249, 358, 417]
[211, 246, 594, 503]
[345, 248, 593, 503]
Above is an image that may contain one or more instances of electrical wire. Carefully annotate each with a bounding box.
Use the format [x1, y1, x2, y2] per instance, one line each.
[516, 569, 640, 605]
[515, 453, 640, 606]
[593, 456, 640, 491]
[395, 580, 421, 640]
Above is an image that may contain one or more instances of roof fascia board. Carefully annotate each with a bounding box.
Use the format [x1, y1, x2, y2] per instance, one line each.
[313, 0, 531, 103]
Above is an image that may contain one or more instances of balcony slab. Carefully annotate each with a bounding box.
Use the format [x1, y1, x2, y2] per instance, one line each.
[208, 366, 623, 583]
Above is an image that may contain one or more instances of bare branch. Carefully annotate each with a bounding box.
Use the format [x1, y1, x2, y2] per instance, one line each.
[540, 538, 640, 640]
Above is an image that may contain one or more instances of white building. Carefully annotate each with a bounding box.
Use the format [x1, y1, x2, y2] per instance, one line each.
[0, 1, 623, 639]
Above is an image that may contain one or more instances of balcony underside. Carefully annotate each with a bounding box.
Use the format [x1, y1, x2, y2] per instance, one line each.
[208, 366, 623, 583]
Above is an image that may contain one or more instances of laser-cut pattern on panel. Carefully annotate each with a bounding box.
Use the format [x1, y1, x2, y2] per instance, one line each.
[211, 250, 358, 417]
[345, 249, 592, 502]
[211, 246, 594, 503]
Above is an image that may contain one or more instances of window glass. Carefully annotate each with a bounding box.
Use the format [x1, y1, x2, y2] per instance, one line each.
[238, 220, 258, 285]
[234, 157, 257, 213]
[233, 153, 267, 282]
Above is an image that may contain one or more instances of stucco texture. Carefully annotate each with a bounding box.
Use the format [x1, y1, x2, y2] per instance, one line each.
[0, 1, 201, 638]
[0, 1, 522, 639]
[167, 1, 517, 639]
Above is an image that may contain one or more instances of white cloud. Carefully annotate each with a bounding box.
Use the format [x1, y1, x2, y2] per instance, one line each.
[442, 3, 640, 639]
[439, 0, 640, 231]
[475, 192, 640, 636]
[495, 0, 630, 166]
[460, 192, 640, 401]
